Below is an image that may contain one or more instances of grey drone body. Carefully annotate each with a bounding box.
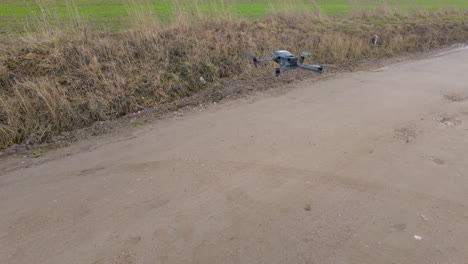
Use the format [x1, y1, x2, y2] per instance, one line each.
[247, 50, 323, 77]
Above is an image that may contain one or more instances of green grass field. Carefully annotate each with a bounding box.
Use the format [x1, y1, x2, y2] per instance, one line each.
[1, 0, 467, 32]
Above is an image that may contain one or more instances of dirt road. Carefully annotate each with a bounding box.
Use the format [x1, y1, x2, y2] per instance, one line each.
[1, 48, 468, 264]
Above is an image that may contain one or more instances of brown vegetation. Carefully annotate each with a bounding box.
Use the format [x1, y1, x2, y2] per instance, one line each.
[0, 10, 467, 149]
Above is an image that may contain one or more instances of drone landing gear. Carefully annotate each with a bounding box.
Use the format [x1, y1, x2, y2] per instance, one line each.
[275, 65, 295, 77]
[275, 68, 281, 77]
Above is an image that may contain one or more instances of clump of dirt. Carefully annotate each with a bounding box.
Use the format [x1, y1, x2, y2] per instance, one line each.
[441, 116, 461, 128]
[394, 127, 417, 143]
[444, 93, 467, 102]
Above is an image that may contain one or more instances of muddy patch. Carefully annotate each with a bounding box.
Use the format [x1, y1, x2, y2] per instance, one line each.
[423, 155, 446, 166]
[77, 166, 105, 177]
[392, 223, 407, 231]
[432, 158, 446, 165]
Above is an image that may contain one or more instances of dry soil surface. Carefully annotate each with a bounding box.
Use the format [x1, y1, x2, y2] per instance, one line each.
[1, 47, 468, 264]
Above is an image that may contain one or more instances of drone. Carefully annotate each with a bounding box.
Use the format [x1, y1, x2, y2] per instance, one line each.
[244, 50, 323, 77]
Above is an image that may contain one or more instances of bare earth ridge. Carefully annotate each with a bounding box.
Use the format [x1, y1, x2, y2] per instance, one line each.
[1, 48, 468, 264]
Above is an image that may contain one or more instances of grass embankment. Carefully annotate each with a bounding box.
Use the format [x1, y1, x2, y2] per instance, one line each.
[0, 10, 467, 149]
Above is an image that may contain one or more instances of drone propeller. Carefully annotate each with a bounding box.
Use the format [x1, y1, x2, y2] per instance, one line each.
[242, 53, 258, 67]
[299, 52, 312, 65]
[242, 53, 256, 58]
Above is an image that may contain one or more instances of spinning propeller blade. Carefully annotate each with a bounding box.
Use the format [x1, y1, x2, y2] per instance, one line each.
[242, 53, 256, 58]
[242, 53, 258, 67]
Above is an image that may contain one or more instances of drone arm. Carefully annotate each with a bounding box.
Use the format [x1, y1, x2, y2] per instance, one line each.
[256, 57, 276, 63]
[243, 53, 277, 67]
[298, 64, 323, 74]
[252, 57, 277, 68]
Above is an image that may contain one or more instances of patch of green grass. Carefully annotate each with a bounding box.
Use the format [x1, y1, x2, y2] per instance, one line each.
[32, 148, 46, 157]
[131, 121, 145, 127]
[55, 142, 70, 150]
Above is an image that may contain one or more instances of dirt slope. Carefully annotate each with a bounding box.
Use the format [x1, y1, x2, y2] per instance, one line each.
[1, 48, 468, 264]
